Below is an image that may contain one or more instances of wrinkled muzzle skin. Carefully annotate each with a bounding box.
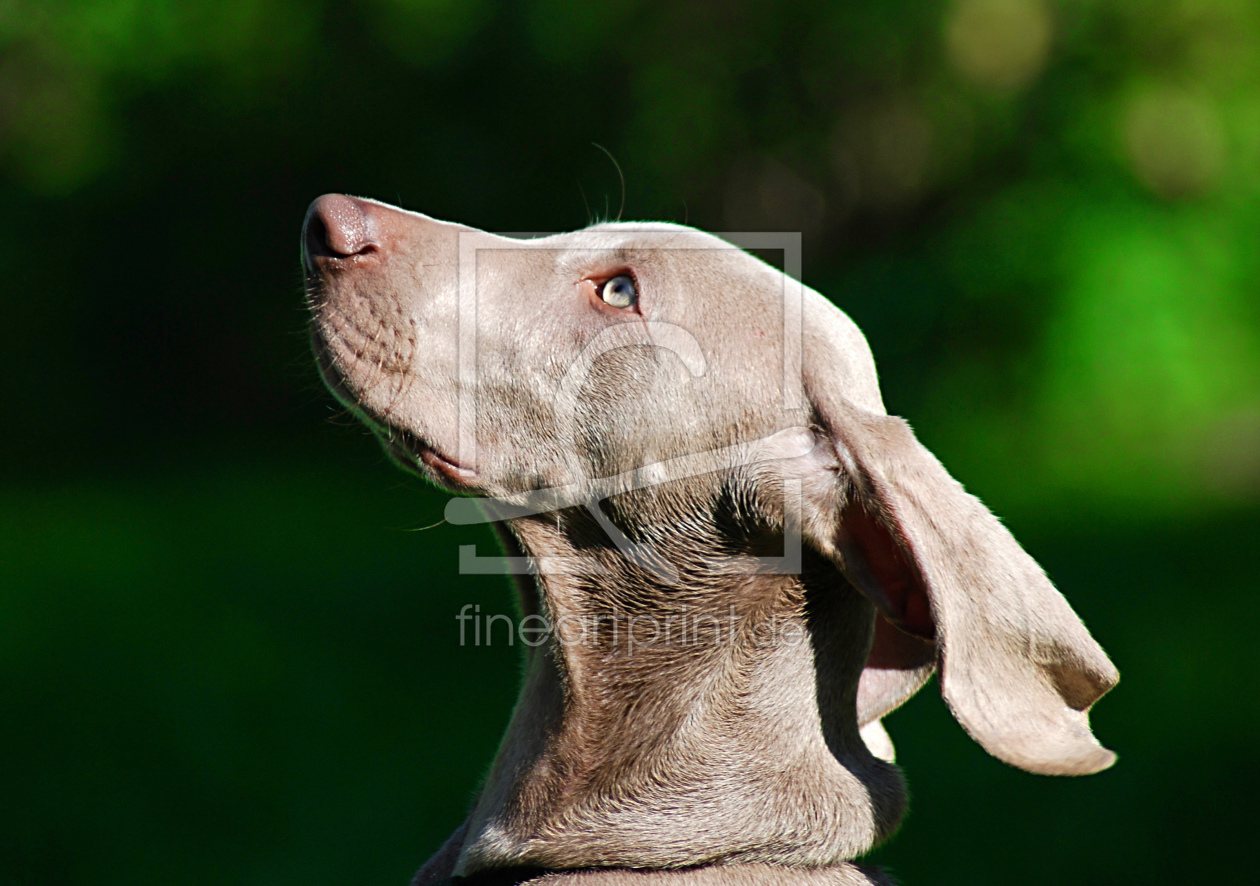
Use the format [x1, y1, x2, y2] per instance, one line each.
[302, 195, 1118, 879]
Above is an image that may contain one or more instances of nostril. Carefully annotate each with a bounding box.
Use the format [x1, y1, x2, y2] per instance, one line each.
[304, 213, 332, 260]
[302, 194, 380, 265]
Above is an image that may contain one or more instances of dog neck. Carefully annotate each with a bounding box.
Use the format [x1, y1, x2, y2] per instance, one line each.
[452, 495, 907, 875]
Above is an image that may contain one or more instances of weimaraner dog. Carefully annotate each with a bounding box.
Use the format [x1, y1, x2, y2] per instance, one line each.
[302, 194, 1118, 886]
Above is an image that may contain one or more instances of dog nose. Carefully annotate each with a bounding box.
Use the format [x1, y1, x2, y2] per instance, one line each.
[302, 194, 379, 269]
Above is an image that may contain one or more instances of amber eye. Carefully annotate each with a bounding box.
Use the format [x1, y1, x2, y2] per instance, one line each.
[599, 274, 637, 309]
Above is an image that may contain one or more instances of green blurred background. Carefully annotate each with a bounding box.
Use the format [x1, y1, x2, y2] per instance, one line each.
[2, 0, 1257, 883]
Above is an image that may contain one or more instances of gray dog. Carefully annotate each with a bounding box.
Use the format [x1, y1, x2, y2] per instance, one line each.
[302, 194, 1118, 886]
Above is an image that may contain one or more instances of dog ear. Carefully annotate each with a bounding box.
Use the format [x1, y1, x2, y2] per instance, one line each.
[800, 387, 1119, 776]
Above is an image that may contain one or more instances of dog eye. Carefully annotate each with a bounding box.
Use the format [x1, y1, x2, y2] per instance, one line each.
[599, 275, 637, 309]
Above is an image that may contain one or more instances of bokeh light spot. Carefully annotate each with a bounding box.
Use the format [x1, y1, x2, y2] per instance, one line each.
[1122, 86, 1226, 199]
[945, 0, 1053, 93]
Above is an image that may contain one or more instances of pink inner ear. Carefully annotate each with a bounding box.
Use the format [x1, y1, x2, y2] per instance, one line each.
[866, 614, 935, 668]
[842, 502, 935, 640]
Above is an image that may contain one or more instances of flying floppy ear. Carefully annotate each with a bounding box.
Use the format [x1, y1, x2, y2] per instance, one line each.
[803, 385, 1119, 776]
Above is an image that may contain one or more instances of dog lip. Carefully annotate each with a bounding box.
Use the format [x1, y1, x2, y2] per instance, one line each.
[387, 432, 478, 486]
[312, 332, 475, 485]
